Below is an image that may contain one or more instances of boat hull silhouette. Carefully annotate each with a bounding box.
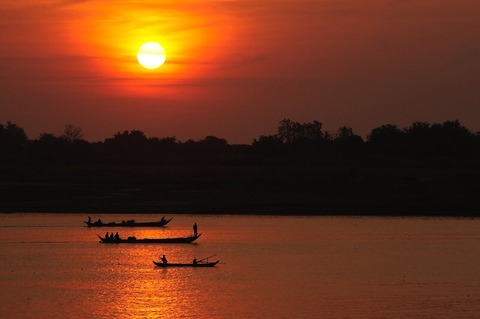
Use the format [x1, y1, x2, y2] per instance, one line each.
[97, 234, 201, 244]
[85, 217, 171, 228]
[153, 260, 219, 267]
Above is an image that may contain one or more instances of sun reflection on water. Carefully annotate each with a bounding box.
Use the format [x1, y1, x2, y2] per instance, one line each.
[87, 238, 216, 318]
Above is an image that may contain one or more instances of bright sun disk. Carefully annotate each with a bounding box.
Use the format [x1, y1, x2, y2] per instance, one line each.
[137, 42, 166, 69]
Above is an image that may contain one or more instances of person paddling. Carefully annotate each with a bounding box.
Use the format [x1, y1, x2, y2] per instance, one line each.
[193, 223, 198, 236]
[161, 255, 168, 264]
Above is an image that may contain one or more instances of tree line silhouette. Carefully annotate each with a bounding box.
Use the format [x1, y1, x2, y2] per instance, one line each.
[1, 119, 480, 214]
[2, 118, 480, 164]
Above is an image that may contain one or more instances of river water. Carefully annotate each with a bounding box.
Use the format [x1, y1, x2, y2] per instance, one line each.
[1, 214, 479, 318]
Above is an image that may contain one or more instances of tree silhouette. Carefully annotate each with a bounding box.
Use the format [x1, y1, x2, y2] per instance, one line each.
[277, 119, 324, 144]
[333, 126, 364, 156]
[61, 124, 84, 143]
[367, 124, 405, 154]
[0, 122, 28, 161]
[403, 120, 474, 158]
[0, 121, 27, 147]
[200, 136, 228, 148]
[105, 130, 148, 146]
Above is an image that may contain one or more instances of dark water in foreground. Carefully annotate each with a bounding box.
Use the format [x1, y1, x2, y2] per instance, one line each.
[1, 214, 480, 318]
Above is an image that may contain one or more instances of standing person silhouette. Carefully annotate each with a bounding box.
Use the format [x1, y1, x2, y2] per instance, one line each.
[193, 223, 198, 236]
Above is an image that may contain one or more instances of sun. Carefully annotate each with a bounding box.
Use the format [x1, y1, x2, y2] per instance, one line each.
[137, 42, 166, 69]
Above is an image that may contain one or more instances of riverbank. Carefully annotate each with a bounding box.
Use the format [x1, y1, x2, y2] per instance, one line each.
[1, 161, 479, 216]
[2, 186, 479, 217]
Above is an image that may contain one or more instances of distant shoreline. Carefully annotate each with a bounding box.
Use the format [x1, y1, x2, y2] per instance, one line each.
[2, 206, 480, 217]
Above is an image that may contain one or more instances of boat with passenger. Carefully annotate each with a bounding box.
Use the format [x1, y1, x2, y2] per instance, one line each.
[84, 216, 172, 227]
[153, 254, 219, 267]
[97, 233, 201, 244]
[153, 260, 219, 267]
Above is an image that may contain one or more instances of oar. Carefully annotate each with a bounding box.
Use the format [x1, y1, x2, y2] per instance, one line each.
[198, 254, 217, 262]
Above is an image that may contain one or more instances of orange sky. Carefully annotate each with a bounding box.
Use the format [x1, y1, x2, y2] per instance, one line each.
[1, 0, 480, 143]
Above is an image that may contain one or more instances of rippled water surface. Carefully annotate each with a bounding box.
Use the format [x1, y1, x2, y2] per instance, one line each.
[1, 214, 480, 318]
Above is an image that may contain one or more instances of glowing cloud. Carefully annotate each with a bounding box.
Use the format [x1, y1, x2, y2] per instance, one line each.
[61, 1, 233, 96]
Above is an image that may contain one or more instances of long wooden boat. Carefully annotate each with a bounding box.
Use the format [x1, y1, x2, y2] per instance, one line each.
[97, 233, 201, 244]
[153, 260, 219, 267]
[84, 216, 171, 228]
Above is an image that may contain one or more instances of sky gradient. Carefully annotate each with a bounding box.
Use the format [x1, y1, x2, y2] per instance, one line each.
[1, 0, 479, 143]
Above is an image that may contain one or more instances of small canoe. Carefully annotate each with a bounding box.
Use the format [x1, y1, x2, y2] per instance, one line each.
[84, 216, 171, 228]
[153, 260, 219, 267]
[97, 234, 201, 244]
